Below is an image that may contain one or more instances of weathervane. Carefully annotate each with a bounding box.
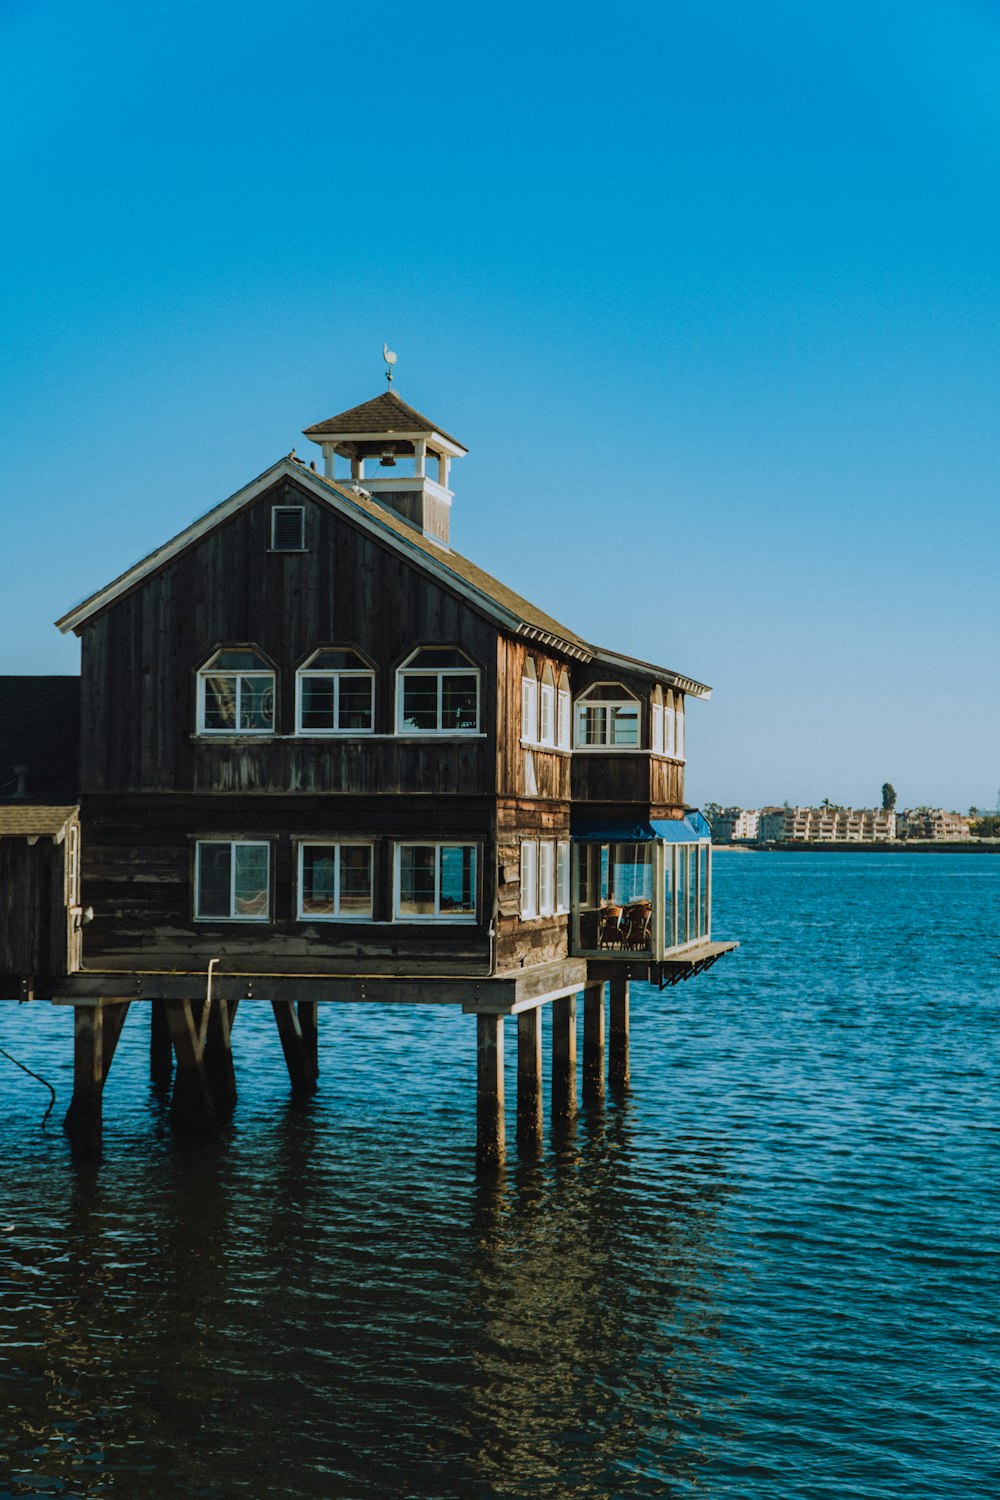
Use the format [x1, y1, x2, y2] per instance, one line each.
[383, 342, 397, 387]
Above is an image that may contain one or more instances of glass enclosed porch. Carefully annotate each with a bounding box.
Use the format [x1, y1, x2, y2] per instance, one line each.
[570, 815, 712, 961]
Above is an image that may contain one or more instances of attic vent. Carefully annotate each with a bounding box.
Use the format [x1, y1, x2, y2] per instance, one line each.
[271, 506, 305, 551]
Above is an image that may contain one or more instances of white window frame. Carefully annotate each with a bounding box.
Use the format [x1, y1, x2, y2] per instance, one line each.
[539, 666, 556, 747]
[393, 842, 478, 922]
[270, 505, 305, 551]
[573, 682, 641, 750]
[396, 648, 480, 735]
[651, 686, 665, 755]
[197, 649, 276, 736]
[194, 840, 271, 922]
[521, 659, 538, 745]
[556, 840, 570, 915]
[664, 690, 677, 758]
[297, 840, 374, 921]
[557, 672, 572, 751]
[538, 840, 555, 917]
[295, 650, 375, 736]
[520, 840, 538, 919]
[675, 695, 685, 760]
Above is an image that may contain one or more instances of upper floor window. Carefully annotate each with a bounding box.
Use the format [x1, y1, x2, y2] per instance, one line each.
[397, 648, 479, 734]
[651, 686, 665, 755]
[539, 665, 556, 747]
[521, 659, 538, 745]
[271, 505, 305, 551]
[195, 840, 270, 921]
[296, 649, 374, 735]
[557, 671, 571, 750]
[198, 648, 275, 734]
[574, 682, 640, 749]
[675, 693, 686, 760]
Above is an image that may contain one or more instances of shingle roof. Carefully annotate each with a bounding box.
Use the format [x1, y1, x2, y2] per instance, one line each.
[303, 390, 465, 450]
[0, 804, 78, 838]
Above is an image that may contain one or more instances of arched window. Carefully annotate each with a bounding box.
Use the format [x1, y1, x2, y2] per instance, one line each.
[198, 648, 275, 734]
[396, 647, 480, 734]
[574, 682, 640, 748]
[296, 648, 374, 734]
[539, 665, 556, 747]
[521, 658, 538, 745]
[651, 686, 665, 755]
[557, 671, 572, 750]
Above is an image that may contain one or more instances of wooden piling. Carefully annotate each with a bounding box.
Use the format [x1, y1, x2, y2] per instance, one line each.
[164, 999, 219, 1135]
[203, 998, 239, 1118]
[476, 1013, 505, 1169]
[63, 1000, 130, 1154]
[272, 1000, 318, 1101]
[551, 993, 577, 1124]
[149, 999, 173, 1088]
[609, 975, 630, 1090]
[516, 1007, 543, 1155]
[582, 982, 606, 1104]
[297, 1001, 319, 1076]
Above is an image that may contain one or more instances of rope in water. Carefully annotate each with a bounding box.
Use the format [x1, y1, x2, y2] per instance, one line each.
[0, 1047, 56, 1125]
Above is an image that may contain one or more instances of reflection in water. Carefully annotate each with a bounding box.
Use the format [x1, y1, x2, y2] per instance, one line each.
[466, 1101, 739, 1497]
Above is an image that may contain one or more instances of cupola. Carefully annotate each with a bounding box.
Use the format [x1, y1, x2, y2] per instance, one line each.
[303, 388, 467, 546]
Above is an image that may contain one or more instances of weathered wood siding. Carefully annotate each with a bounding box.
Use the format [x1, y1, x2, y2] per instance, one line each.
[79, 478, 498, 796]
[78, 794, 495, 976]
[495, 637, 572, 800]
[572, 753, 684, 809]
[493, 797, 571, 973]
[0, 833, 75, 988]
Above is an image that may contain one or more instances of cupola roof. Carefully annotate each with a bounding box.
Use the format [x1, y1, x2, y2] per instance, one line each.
[303, 390, 466, 453]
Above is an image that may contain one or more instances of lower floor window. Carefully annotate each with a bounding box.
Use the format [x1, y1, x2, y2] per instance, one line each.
[521, 838, 570, 920]
[298, 842, 373, 919]
[395, 843, 477, 920]
[195, 841, 270, 920]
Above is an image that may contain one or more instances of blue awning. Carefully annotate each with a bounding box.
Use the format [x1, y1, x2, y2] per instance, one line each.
[571, 811, 712, 843]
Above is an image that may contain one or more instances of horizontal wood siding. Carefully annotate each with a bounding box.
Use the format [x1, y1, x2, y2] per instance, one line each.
[493, 797, 570, 974]
[571, 753, 684, 808]
[79, 478, 499, 796]
[77, 794, 494, 976]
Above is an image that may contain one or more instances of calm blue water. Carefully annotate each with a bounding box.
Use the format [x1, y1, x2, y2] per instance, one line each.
[1, 853, 998, 1498]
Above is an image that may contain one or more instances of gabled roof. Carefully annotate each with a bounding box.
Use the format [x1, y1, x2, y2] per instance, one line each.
[0, 804, 78, 839]
[55, 459, 711, 697]
[303, 390, 466, 452]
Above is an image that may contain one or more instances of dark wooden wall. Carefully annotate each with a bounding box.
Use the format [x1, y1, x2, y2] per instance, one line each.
[79, 793, 494, 977]
[78, 479, 498, 796]
[0, 836, 72, 989]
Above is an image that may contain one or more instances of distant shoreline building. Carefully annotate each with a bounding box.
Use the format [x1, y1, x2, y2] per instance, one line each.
[712, 804, 975, 843]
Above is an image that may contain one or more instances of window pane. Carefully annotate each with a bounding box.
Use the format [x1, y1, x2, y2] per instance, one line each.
[556, 842, 570, 913]
[522, 677, 537, 742]
[440, 846, 476, 915]
[399, 845, 436, 914]
[240, 675, 274, 731]
[538, 842, 554, 916]
[301, 677, 336, 730]
[308, 649, 366, 671]
[339, 846, 373, 916]
[338, 677, 373, 730]
[441, 675, 478, 730]
[408, 649, 470, 669]
[557, 690, 571, 749]
[610, 705, 639, 746]
[212, 650, 269, 670]
[203, 675, 237, 730]
[301, 846, 337, 914]
[401, 676, 439, 730]
[539, 685, 555, 744]
[197, 843, 231, 917]
[234, 845, 269, 917]
[576, 704, 607, 746]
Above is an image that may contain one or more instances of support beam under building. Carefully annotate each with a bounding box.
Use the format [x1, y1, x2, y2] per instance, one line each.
[516, 1007, 543, 1156]
[476, 1013, 505, 1170]
[551, 993, 577, 1125]
[63, 999, 130, 1155]
[609, 976, 630, 1091]
[582, 982, 606, 1105]
[272, 1000, 319, 1101]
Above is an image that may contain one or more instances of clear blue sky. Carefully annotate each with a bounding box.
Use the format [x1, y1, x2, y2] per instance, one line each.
[2, 0, 997, 811]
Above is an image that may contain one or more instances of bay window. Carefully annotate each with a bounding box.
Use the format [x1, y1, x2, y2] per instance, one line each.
[574, 682, 641, 748]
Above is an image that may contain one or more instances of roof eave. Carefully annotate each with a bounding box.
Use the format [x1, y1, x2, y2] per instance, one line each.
[592, 646, 712, 699]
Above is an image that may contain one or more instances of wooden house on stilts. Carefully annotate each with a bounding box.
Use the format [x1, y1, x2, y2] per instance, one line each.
[1, 382, 735, 1163]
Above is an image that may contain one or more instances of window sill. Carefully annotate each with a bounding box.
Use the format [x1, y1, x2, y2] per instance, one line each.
[191, 732, 488, 743]
[521, 740, 572, 756]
